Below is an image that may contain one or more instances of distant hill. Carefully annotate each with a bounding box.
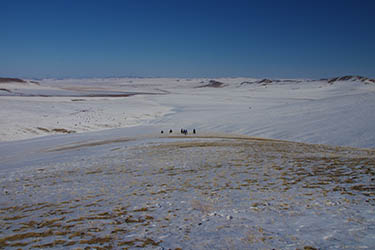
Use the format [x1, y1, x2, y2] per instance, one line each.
[240, 78, 302, 86]
[327, 75, 375, 84]
[0, 77, 27, 84]
[196, 80, 226, 88]
[239, 76, 375, 86]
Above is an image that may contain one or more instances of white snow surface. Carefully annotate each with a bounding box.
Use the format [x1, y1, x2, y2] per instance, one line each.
[1, 77, 375, 249]
[0, 77, 374, 148]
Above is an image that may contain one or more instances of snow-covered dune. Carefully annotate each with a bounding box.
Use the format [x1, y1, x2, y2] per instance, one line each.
[0, 76, 374, 148]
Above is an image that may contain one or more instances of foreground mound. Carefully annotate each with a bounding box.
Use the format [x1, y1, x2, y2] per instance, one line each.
[0, 135, 374, 249]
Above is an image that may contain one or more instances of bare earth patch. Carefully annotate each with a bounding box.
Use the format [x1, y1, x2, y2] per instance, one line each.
[36, 127, 76, 134]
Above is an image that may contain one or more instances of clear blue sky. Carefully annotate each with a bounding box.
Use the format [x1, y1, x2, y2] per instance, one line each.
[1, 0, 375, 78]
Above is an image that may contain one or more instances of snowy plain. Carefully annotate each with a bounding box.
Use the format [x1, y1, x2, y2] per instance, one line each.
[0, 77, 375, 249]
[1, 76, 375, 148]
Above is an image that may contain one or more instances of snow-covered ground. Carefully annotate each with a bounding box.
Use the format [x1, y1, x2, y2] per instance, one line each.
[1, 76, 374, 148]
[1, 133, 374, 249]
[1, 76, 375, 249]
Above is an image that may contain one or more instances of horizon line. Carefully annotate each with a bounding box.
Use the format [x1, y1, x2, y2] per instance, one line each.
[2, 74, 374, 81]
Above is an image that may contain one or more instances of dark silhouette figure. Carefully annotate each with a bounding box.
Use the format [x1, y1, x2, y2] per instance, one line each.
[193, 129, 196, 134]
[181, 128, 183, 134]
[161, 130, 164, 134]
[169, 129, 173, 134]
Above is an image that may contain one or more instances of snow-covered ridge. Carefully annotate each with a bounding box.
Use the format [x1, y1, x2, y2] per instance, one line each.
[326, 75, 375, 84]
[239, 75, 375, 87]
[0, 77, 28, 84]
[1, 75, 374, 91]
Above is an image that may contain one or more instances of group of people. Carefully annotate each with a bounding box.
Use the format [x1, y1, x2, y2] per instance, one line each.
[180, 128, 196, 135]
[160, 128, 196, 135]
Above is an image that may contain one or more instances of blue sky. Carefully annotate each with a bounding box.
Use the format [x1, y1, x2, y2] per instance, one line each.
[1, 0, 375, 78]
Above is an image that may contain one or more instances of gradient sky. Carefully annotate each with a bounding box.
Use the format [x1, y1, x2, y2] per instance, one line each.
[1, 0, 375, 78]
